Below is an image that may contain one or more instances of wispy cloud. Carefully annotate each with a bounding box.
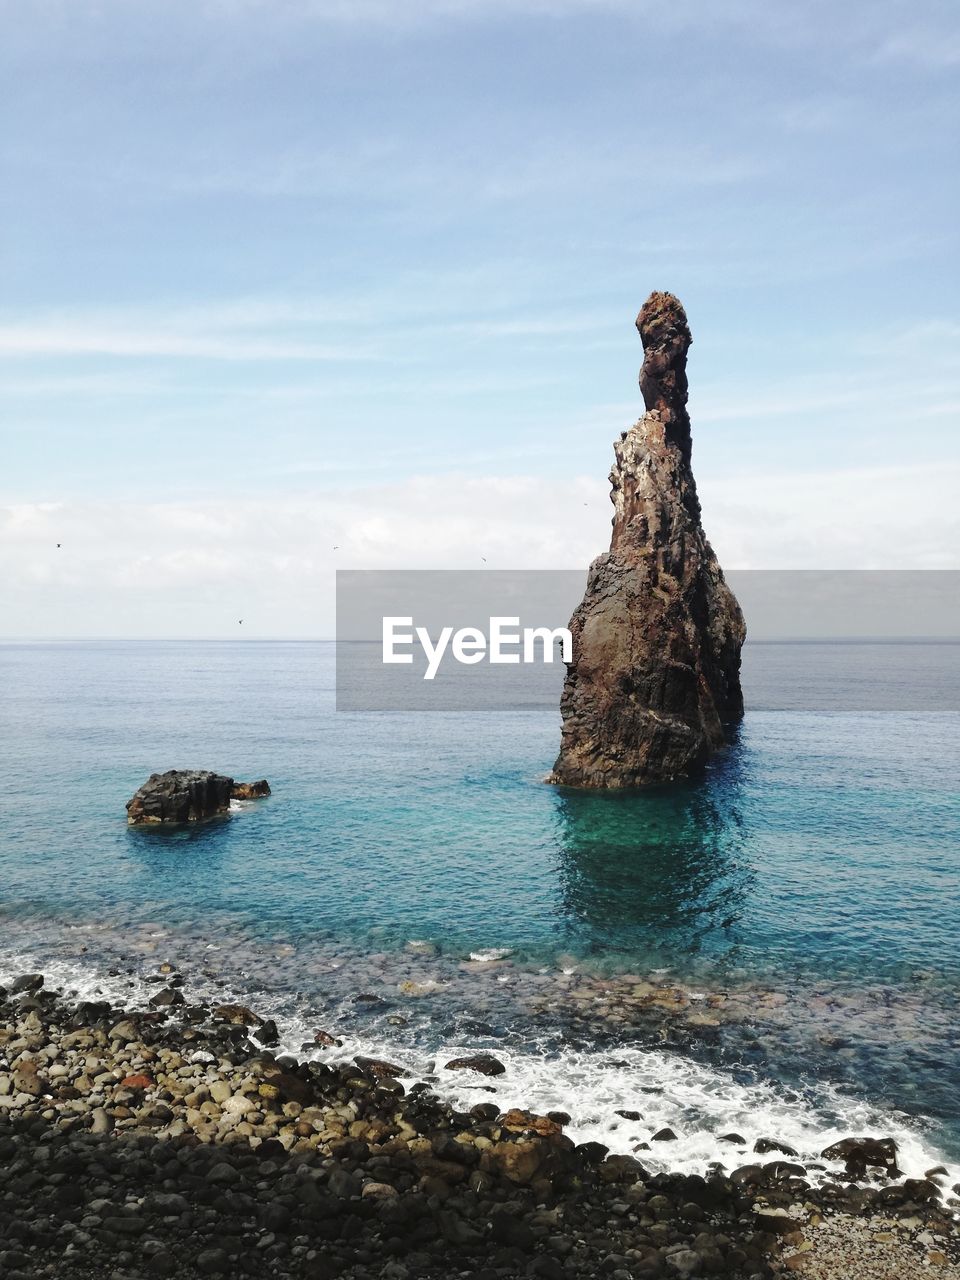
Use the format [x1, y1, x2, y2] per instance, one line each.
[0, 322, 380, 361]
[0, 286, 625, 369]
[694, 380, 960, 425]
[871, 26, 960, 69]
[25, 133, 761, 207]
[178, 0, 960, 76]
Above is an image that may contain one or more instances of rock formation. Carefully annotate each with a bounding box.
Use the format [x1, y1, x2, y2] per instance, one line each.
[230, 779, 272, 801]
[550, 291, 745, 788]
[125, 769, 271, 825]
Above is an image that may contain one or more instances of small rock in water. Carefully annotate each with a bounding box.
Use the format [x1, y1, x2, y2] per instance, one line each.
[125, 769, 269, 825]
[212, 1003, 262, 1026]
[398, 979, 444, 996]
[443, 1053, 506, 1077]
[405, 939, 437, 956]
[575, 1141, 610, 1164]
[354, 1055, 404, 1079]
[148, 986, 184, 1009]
[754, 1136, 799, 1157]
[652, 1127, 679, 1142]
[254, 1018, 280, 1047]
[313, 1028, 342, 1047]
[9, 973, 44, 994]
[821, 1135, 900, 1178]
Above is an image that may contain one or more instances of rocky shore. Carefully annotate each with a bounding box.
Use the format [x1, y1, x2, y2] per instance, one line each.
[2, 971, 957, 1280]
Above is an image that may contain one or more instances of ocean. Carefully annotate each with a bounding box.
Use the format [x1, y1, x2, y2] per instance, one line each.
[1, 638, 958, 1183]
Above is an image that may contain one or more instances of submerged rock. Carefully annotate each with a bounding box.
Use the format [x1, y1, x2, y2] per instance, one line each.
[125, 769, 270, 825]
[821, 1135, 901, 1179]
[354, 1054, 405, 1079]
[444, 1052, 506, 1077]
[8, 973, 44, 994]
[550, 291, 745, 787]
[212, 1003, 262, 1026]
[755, 1136, 800, 1157]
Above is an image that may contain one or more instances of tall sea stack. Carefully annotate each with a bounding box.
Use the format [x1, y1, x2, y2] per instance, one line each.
[550, 291, 745, 788]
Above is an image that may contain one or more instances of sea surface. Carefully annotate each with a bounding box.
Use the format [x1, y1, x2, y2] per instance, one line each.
[1, 639, 959, 1183]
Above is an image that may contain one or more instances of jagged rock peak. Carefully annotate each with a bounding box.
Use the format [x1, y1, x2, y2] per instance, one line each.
[636, 290, 692, 461]
[549, 292, 745, 789]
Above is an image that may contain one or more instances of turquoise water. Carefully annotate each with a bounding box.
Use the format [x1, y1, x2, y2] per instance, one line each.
[1, 639, 959, 1164]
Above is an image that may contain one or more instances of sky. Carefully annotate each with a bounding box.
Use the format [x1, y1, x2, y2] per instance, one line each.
[1, 0, 958, 637]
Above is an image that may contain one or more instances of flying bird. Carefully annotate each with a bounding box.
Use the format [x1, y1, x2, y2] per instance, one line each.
[238, 620, 243, 625]
[480, 557, 486, 563]
[56, 543, 61, 548]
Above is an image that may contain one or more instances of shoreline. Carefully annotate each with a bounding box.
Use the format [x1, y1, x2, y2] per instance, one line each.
[2, 966, 958, 1280]
[1, 919, 958, 1184]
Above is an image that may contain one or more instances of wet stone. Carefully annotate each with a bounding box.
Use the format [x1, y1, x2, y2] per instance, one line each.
[754, 1137, 799, 1157]
[443, 1053, 506, 1077]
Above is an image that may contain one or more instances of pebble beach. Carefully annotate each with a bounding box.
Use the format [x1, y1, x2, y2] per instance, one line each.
[2, 966, 957, 1280]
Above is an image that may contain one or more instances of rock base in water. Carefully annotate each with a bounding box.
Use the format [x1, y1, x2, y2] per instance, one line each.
[125, 769, 271, 825]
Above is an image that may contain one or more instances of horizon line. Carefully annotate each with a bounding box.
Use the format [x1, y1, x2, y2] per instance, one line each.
[2, 635, 959, 645]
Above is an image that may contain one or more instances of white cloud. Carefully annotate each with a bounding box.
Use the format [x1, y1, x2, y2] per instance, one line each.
[2, 461, 958, 637]
[700, 461, 960, 571]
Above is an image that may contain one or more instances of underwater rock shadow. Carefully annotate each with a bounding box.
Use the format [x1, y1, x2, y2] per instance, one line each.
[550, 740, 755, 957]
[123, 811, 238, 873]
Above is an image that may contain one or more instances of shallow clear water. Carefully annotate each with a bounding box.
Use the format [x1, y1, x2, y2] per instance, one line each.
[1, 639, 959, 1173]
